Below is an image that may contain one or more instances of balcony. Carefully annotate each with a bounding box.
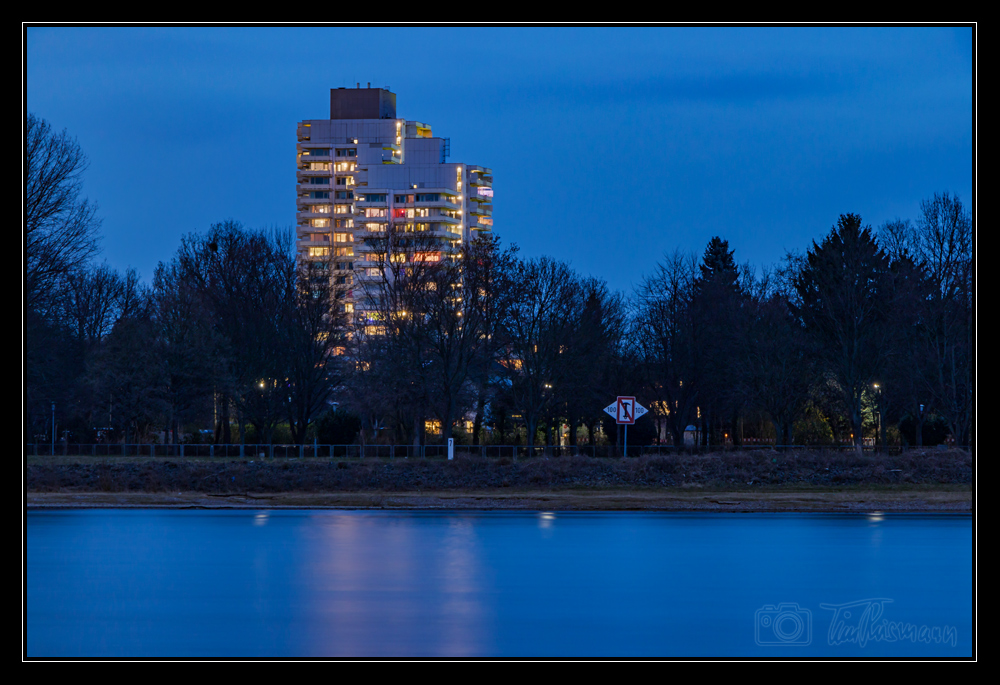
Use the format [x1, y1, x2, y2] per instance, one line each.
[415, 225, 462, 240]
[357, 215, 389, 228]
[297, 209, 334, 221]
[298, 233, 331, 243]
[413, 197, 461, 211]
[297, 169, 332, 181]
[299, 179, 333, 191]
[470, 187, 494, 202]
[298, 149, 331, 161]
[297, 197, 333, 208]
[470, 215, 493, 230]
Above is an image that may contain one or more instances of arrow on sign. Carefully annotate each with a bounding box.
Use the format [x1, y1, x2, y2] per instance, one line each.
[618, 397, 635, 424]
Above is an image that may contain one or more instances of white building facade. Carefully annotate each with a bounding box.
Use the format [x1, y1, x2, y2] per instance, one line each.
[296, 86, 493, 316]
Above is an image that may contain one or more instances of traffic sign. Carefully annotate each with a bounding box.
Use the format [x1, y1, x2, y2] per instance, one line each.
[603, 396, 648, 425]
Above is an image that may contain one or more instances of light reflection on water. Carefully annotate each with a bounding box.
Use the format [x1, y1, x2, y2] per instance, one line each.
[26, 510, 972, 657]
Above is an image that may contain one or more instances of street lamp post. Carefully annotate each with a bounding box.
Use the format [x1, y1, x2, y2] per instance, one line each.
[873, 383, 883, 452]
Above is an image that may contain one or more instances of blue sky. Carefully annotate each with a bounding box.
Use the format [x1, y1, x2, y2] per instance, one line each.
[25, 26, 973, 294]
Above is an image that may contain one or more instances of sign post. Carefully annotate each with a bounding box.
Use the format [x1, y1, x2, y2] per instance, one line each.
[603, 396, 648, 457]
[448, 437, 454, 461]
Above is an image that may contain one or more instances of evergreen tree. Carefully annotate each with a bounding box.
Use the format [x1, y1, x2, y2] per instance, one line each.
[691, 237, 745, 445]
[793, 214, 893, 453]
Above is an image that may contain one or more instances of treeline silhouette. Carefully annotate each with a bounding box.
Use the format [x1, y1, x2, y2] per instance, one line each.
[24, 115, 973, 452]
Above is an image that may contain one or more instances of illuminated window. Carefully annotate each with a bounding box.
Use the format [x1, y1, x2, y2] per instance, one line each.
[365, 222, 384, 232]
[425, 419, 442, 435]
[334, 247, 354, 257]
[310, 219, 330, 228]
[309, 162, 330, 171]
[334, 205, 349, 214]
[334, 232, 352, 243]
[314, 205, 331, 214]
[365, 208, 387, 218]
[308, 247, 330, 257]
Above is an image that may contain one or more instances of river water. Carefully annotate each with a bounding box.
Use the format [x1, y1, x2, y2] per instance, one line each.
[26, 510, 973, 657]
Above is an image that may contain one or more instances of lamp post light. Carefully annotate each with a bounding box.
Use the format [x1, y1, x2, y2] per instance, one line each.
[873, 383, 883, 452]
[918, 403, 925, 447]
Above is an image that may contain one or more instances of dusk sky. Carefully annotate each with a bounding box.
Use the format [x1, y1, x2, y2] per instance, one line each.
[25, 26, 973, 294]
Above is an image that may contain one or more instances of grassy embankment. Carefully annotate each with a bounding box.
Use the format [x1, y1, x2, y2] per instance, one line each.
[25, 449, 972, 511]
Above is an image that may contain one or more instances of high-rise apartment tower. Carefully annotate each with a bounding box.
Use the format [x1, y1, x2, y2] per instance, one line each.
[296, 86, 493, 315]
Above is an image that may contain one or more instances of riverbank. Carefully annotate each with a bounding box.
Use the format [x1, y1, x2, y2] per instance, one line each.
[26, 487, 972, 512]
[25, 449, 972, 511]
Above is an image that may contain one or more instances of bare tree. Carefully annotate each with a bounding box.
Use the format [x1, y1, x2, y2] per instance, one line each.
[153, 257, 223, 443]
[84, 284, 168, 444]
[25, 114, 101, 312]
[283, 256, 350, 445]
[632, 251, 701, 446]
[499, 257, 581, 452]
[61, 265, 145, 344]
[349, 222, 442, 446]
[170, 221, 297, 446]
[914, 193, 973, 446]
[561, 278, 628, 447]
[876, 197, 973, 447]
[466, 235, 520, 445]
